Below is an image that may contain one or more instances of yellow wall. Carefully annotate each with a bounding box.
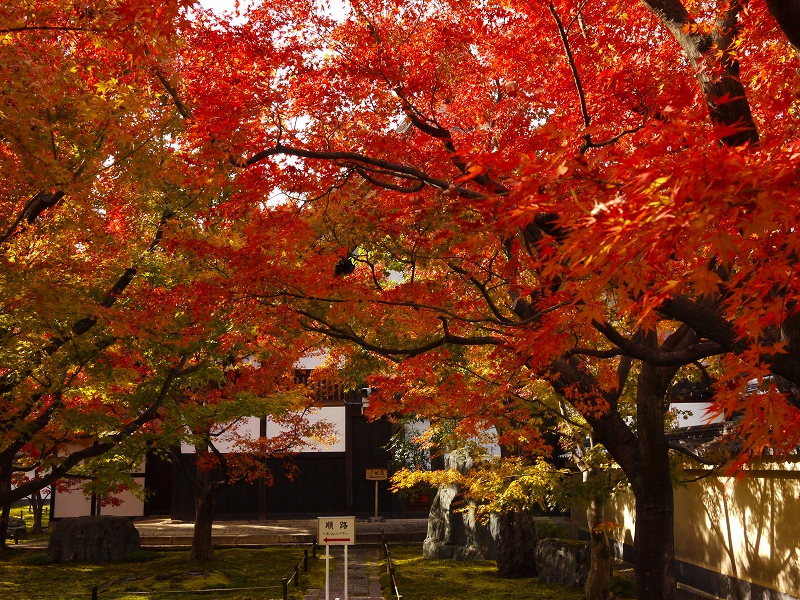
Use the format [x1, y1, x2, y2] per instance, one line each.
[585, 461, 800, 597]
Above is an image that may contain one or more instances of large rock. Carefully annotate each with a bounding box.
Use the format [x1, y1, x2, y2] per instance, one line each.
[534, 538, 591, 587]
[423, 450, 499, 561]
[5, 517, 26, 540]
[48, 516, 140, 562]
[496, 510, 538, 578]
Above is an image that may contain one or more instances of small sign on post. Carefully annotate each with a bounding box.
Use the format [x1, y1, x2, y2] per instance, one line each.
[366, 468, 388, 480]
[317, 516, 356, 545]
[318, 517, 356, 600]
[366, 468, 388, 519]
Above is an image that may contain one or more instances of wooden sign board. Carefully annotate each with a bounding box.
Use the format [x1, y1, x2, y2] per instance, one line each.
[317, 516, 355, 545]
[366, 468, 388, 480]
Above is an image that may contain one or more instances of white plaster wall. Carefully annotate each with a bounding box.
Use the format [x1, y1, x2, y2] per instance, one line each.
[668, 402, 723, 428]
[99, 478, 145, 517]
[52, 482, 92, 518]
[267, 406, 346, 453]
[180, 416, 261, 453]
[295, 352, 327, 369]
[180, 409, 346, 454]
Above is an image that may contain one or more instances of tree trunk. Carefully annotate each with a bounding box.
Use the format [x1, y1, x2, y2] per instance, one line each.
[584, 494, 612, 600]
[191, 458, 216, 561]
[0, 463, 12, 551]
[0, 503, 8, 552]
[496, 509, 538, 578]
[631, 359, 676, 600]
[31, 491, 45, 534]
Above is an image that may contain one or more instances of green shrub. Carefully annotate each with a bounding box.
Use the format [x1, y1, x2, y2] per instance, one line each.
[20, 553, 54, 566]
[609, 574, 636, 598]
[534, 520, 574, 540]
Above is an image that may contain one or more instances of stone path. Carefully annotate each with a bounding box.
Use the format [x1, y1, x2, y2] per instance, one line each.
[303, 546, 383, 600]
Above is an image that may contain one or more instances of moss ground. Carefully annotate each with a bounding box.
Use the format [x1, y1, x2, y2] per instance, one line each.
[0, 546, 326, 600]
[379, 545, 586, 600]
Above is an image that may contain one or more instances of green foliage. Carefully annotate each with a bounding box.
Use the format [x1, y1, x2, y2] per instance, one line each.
[19, 553, 54, 566]
[609, 574, 637, 599]
[533, 520, 575, 540]
[393, 456, 570, 517]
[385, 418, 431, 472]
[381, 544, 585, 599]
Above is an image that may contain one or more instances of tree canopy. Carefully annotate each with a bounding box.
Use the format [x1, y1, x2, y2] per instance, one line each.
[3, 0, 800, 595]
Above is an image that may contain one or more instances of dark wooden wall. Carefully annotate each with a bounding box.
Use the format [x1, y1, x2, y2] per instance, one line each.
[147, 415, 398, 520]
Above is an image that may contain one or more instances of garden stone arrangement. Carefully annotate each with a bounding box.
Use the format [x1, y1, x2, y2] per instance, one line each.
[423, 450, 499, 561]
[534, 538, 591, 587]
[48, 515, 140, 562]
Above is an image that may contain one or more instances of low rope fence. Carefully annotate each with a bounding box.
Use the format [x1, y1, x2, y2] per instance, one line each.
[380, 531, 402, 599]
[12, 546, 312, 600]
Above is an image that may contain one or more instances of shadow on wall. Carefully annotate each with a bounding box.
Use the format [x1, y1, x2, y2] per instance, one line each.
[680, 468, 800, 599]
[588, 465, 800, 599]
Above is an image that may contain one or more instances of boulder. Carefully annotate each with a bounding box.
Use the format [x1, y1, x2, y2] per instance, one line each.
[5, 517, 26, 540]
[534, 538, 591, 587]
[496, 510, 538, 578]
[423, 450, 499, 561]
[48, 516, 140, 562]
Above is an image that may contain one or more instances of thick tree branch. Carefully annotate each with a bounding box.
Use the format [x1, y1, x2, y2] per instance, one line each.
[667, 442, 723, 467]
[765, 0, 800, 50]
[238, 143, 487, 199]
[298, 311, 500, 362]
[638, 0, 758, 146]
[0, 191, 65, 246]
[592, 320, 726, 365]
[155, 68, 192, 119]
[355, 166, 426, 193]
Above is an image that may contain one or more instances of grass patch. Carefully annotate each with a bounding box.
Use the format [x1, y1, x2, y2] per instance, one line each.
[0, 546, 326, 600]
[380, 545, 586, 600]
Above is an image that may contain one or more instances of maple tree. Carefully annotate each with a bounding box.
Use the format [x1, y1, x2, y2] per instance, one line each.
[167, 0, 800, 597]
[1, 0, 332, 562]
[0, 0, 207, 549]
[145, 352, 335, 561]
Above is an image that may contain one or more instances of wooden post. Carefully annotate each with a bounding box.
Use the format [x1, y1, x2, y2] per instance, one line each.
[294, 564, 299, 587]
[313, 540, 317, 558]
[304, 548, 309, 571]
[91, 587, 98, 600]
[282, 577, 288, 600]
